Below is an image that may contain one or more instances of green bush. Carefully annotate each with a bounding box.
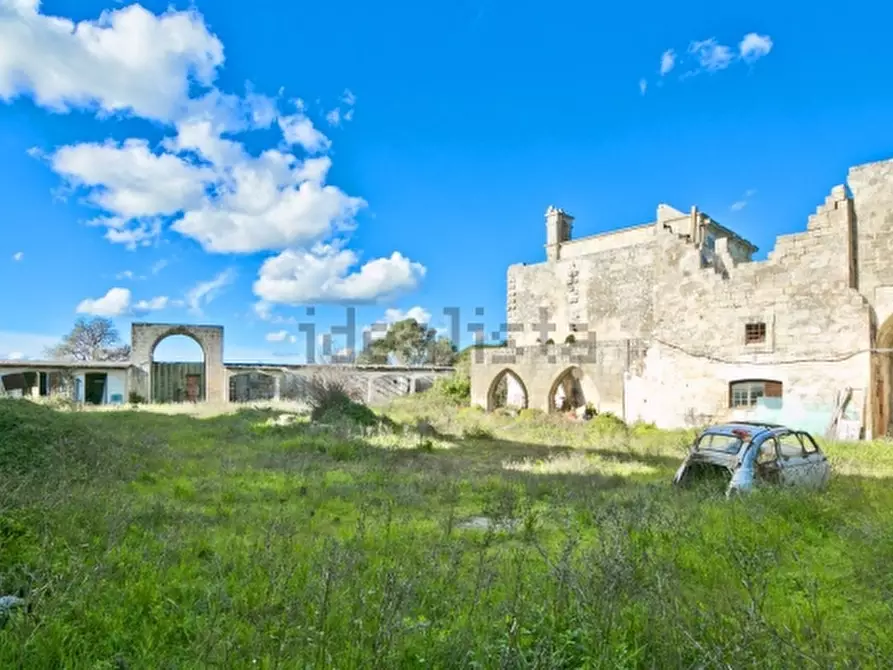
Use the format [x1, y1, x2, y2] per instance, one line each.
[306, 373, 380, 427]
[431, 373, 471, 404]
[462, 424, 493, 440]
[589, 410, 627, 433]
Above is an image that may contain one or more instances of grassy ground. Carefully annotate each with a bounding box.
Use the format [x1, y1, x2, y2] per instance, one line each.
[2, 393, 893, 668]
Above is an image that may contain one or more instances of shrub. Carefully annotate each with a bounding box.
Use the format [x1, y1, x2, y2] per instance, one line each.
[306, 372, 379, 427]
[589, 410, 627, 433]
[431, 372, 470, 404]
[462, 424, 493, 440]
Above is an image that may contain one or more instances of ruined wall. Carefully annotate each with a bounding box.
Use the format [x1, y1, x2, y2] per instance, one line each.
[557, 222, 654, 258]
[224, 365, 454, 406]
[633, 185, 872, 432]
[469, 340, 647, 414]
[475, 165, 888, 434]
[508, 240, 656, 347]
[850, 157, 893, 325]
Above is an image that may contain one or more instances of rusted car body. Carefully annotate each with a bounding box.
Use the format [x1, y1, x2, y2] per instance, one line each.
[672, 421, 831, 495]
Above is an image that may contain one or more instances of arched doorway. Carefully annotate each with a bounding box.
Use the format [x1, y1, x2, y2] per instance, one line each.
[876, 315, 893, 437]
[151, 334, 206, 403]
[548, 366, 598, 414]
[487, 369, 528, 411]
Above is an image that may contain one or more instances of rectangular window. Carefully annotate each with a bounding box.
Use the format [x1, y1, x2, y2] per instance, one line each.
[729, 380, 783, 408]
[745, 322, 766, 344]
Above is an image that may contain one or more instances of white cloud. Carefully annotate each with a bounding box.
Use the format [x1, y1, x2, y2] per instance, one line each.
[170, 148, 365, 253]
[185, 268, 235, 314]
[361, 305, 433, 343]
[253, 243, 426, 305]
[76, 287, 131, 317]
[0, 1, 224, 122]
[639, 79, 647, 95]
[133, 295, 169, 313]
[688, 38, 734, 72]
[265, 330, 289, 342]
[151, 259, 168, 275]
[739, 33, 773, 63]
[10, 3, 425, 309]
[116, 270, 135, 280]
[660, 49, 676, 75]
[254, 301, 273, 320]
[86, 215, 162, 250]
[50, 121, 365, 254]
[325, 108, 341, 127]
[52, 138, 214, 218]
[384, 306, 432, 326]
[730, 188, 757, 212]
[278, 113, 331, 154]
[7, 351, 24, 360]
[12, 251, 23, 261]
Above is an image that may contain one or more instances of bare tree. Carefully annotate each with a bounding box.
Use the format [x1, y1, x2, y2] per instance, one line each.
[44, 317, 131, 362]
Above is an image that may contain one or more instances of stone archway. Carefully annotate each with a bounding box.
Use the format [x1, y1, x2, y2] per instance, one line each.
[548, 366, 599, 414]
[131, 323, 225, 403]
[486, 369, 528, 411]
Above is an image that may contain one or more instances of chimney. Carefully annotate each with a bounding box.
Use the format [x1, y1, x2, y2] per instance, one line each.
[545, 205, 574, 262]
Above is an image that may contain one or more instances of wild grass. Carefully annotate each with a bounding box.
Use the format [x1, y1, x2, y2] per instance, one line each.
[2, 391, 893, 668]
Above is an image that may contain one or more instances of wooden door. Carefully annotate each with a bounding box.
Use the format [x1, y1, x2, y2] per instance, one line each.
[185, 374, 200, 402]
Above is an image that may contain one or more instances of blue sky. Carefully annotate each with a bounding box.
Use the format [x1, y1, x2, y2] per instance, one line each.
[2, 0, 893, 363]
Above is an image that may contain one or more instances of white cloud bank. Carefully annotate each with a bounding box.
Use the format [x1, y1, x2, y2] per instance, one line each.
[0, 1, 223, 122]
[642, 31, 773, 91]
[253, 244, 426, 305]
[5, 1, 425, 309]
[74, 269, 232, 317]
[76, 287, 133, 317]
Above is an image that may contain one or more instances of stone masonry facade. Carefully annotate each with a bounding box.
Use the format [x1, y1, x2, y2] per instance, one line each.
[131, 323, 227, 403]
[470, 155, 893, 439]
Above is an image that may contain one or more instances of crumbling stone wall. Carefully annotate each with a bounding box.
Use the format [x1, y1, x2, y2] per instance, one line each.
[507, 242, 656, 346]
[641, 183, 871, 432]
[474, 156, 893, 436]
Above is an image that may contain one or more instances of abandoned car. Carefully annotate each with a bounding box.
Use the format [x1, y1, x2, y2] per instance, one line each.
[672, 421, 831, 495]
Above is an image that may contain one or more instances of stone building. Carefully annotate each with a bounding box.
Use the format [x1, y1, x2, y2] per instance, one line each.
[469, 155, 893, 439]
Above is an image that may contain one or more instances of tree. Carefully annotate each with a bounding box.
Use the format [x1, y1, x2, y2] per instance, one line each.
[356, 318, 457, 366]
[44, 317, 131, 362]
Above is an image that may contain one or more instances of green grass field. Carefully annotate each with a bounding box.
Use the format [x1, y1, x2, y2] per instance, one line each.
[2, 392, 893, 669]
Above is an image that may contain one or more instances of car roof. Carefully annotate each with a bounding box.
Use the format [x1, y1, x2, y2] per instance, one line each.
[701, 421, 786, 438]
